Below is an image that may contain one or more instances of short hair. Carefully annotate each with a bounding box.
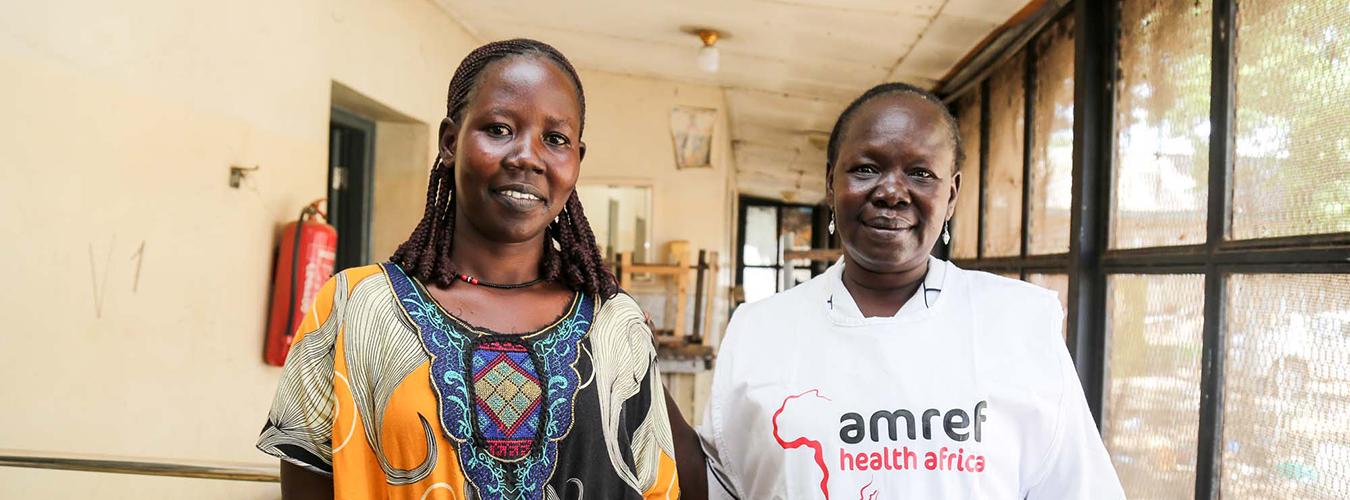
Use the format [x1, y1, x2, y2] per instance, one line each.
[825, 82, 965, 172]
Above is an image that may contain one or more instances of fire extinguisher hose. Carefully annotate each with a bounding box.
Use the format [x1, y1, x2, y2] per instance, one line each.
[283, 200, 327, 345]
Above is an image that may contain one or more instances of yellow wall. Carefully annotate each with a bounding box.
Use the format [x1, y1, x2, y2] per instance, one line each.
[578, 69, 735, 257]
[0, 0, 732, 496]
[0, 0, 463, 497]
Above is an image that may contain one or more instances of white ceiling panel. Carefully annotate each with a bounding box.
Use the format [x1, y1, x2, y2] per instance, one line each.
[433, 0, 1031, 202]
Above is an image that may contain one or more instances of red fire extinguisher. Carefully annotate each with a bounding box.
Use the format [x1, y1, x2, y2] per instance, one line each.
[264, 200, 337, 366]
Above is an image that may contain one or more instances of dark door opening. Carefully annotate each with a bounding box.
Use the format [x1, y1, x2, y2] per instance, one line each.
[735, 196, 831, 304]
[328, 108, 375, 271]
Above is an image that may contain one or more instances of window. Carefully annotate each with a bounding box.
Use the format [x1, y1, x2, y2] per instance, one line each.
[736, 197, 826, 304]
[1103, 274, 1204, 499]
[947, 13, 1075, 314]
[1111, 0, 1211, 249]
[1230, 0, 1350, 240]
[951, 91, 982, 259]
[1222, 274, 1350, 498]
[1029, 16, 1075, 255]
[938, 1, 1350, 497]
[983, 52, 1026, 258]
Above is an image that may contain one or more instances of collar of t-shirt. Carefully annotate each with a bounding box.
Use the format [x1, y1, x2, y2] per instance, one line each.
[824, 256, 949, 325]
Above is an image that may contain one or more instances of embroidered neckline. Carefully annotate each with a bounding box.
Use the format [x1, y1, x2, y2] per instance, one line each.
[407, 274, 582, 339]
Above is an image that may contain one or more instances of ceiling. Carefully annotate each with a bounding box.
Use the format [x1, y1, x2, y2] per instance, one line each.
[433, 0, 1031, 202]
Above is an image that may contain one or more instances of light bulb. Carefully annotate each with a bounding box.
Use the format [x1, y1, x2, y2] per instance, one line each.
[698, 45, 719, 73]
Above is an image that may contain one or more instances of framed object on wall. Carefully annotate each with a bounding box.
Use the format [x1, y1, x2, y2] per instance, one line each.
[669, 106, 717, 169]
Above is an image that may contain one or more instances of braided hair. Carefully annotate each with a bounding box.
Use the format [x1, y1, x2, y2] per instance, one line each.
[826, 82, 965, 172]
[390, 38, 619, 297]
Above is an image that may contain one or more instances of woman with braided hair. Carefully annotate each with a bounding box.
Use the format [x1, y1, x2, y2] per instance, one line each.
[258, 39, 682, 499]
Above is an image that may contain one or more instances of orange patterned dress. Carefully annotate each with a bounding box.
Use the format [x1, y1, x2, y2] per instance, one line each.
[258, 264, 679, 499]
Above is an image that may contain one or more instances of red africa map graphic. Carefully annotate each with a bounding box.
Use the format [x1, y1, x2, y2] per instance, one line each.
[859, 478, 879, 500]
[772, 389, 833, 499]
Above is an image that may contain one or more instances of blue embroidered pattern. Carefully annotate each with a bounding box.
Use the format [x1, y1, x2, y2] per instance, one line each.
[383, 263, 593, 500]
[472, 340, 543, 461]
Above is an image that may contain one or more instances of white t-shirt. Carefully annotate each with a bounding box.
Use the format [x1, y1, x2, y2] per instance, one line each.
[701, 258, 1124, 499]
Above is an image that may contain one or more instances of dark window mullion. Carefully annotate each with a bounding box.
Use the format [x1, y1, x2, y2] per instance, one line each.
[1196, 1, 1238, 498]
[1023, 266, 1074, 276]
[1067, 0, 1116, 427]
[978, 80, 991, 260]
[1021, 32, 1037, 276]
[775, 206, 783, 269]
[776, 206, 785, 292]
[1219, 232, 1350, 250]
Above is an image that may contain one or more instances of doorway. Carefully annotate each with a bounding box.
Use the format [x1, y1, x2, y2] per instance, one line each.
[328, 108, 375, 271]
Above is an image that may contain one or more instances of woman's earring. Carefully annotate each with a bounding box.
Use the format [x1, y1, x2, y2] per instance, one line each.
[828, 214, 836, 235]
[942, 221, 951, 245]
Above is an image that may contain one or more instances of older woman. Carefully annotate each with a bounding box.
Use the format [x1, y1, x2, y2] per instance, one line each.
[699, 83, 1124, 499]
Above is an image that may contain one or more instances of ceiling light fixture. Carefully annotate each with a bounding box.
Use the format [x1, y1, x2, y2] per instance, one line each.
[695, 29, 721, 73]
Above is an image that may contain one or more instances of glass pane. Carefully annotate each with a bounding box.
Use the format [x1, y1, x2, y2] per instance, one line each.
[983, 52, 1026, 257]
[742, 267, 777, 304]
[1231, 1, 1350, 240]
[1027, 273, 1069, 340]
[1222, 274, 1350, 499]
[789, 268, 812, 290]
[952, 91, 982, 259]
[780, 206, 814, 267]
[1028, 16, 1075, 255]
[742, 205, 778, 266]
[1111, 0, 1212, 249]
[1104, 274, 1204, 500]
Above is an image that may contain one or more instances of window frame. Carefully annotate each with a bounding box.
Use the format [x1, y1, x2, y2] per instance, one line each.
[948, 10, 1074, 287]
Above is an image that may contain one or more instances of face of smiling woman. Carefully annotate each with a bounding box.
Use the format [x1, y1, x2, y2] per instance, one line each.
[828, 92, 960, 275]
[444, 54, 585, 245]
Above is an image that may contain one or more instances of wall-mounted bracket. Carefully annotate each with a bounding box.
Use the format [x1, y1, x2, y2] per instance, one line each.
[229, 165, 260, 189]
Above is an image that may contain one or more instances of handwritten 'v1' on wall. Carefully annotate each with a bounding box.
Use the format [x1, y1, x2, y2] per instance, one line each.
[88, 237, 146, 319]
